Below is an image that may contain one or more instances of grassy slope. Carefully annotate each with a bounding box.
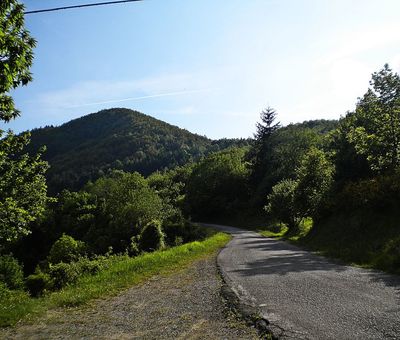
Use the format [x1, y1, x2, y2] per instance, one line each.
[0, 233, 230, 327]
[300, 208, 400, 273]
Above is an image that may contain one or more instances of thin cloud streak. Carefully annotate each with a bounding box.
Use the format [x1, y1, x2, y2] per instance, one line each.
[66, 88, 216, 108]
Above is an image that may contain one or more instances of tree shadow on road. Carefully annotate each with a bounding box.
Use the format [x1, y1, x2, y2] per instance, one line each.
[228, 236, 400, 305]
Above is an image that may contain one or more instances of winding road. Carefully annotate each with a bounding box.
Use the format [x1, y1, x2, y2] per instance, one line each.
[204, 224, 400, 339]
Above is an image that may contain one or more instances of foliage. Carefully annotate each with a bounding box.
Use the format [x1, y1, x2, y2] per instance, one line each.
[0, 233, 230, 327]
[0, 0, 36, 122]
[84, 171, 165, 252]
[139, 220, 166, 252]
[0, 282, 33, 327]
[146, 166, 191, 225]
[49, 262, 80, 289]
[250, 107, 281, 185]
[333, 172, 400, 212]
[329, 118, 371, 183]
[25, 271, 52, 297]
[186, 148, 249, 219]
[254, 107, 281, 141]
[0, 0, 50, 248]
[249, 115, 336, 205]
[0, 128, 49, 246]
[47, 234, 86, 264]
[25, 108, 250, 193]
[294, 147, 334, 218]
[375, 237, 400, 274]
[302, 204, 400, 274]
[0, 255, 24, 290]
[265, 148, 333, 229]
[254, 125, 324, 201]
[346, 64, 400, 172]
[163, 222, 213, 246]
[265, 179, 299, 230]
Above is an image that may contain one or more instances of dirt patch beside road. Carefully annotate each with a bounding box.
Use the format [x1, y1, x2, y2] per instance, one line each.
[1, 256, 259, 339]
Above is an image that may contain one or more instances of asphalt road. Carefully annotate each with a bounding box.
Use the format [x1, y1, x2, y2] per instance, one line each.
[204, 223, 400, 339]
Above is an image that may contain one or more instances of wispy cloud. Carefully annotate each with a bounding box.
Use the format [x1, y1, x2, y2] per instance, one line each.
[66, 88, 216, 108]
[35, 72, 219, 112]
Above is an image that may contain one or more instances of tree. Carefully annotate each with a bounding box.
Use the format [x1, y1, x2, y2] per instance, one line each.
[84, 171, 164, 252]
[294, 147, 334, 218]
[347, 64, 400, 172]
[0, 131, 48, 244]
[1, 0, 36, 121]
[256, 125, 322, 197]
[265, 148, 334, 230]
[265, 179, 299, 230]
[249, 107, 281, 195]
[329, 117, 371, 183]
[0, 1, 48, 246]
[185, 148, 249, 219]
[254, 107, 281, 141]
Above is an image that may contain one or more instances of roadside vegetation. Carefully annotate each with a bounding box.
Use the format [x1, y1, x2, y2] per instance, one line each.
[0, 232, 229, 327]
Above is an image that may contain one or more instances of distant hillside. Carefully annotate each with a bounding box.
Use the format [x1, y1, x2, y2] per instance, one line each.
[284, 119, 338, 134]
[26, 108, 250, 193]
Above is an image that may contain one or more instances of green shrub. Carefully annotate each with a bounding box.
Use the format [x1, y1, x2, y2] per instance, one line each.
[0, 282, 10, 299]
[127, 236, 140, 256]
[76, 257, 104, 275]
[47, 234, 86, 264]
[0, 255, 24, 290]
[139, 220, 165, 252]
[265, 179, 300, 230]
[49, 262, 80, 289]
[163, 222, 210, 246]
[375, 238, 400, 274]
[26, 272, 52, 297]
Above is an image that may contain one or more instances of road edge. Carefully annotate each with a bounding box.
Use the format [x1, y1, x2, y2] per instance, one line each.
[216, 246, 279, 340]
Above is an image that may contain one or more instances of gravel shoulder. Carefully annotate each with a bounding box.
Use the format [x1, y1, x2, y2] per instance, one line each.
[1, 255, 259, 340]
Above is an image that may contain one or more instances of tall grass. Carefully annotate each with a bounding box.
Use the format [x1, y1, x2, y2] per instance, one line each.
[0, 232, 230, 327]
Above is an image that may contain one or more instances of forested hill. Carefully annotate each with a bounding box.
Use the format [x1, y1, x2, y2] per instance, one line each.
[26, 108, 250, 193]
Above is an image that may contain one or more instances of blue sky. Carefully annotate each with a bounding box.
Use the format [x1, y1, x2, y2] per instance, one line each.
[2, 0, 400, 139]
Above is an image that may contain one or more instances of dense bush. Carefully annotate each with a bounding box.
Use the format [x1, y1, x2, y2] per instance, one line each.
[47, 234, 86, 264]
[139, 220, 166, 252]
[49, 262, 80, 289]
[0, 255, 24, 290]
[163, 222, 211, 246]
[25, 271, 52, 297]
[334, 173, 400, 212]
[376, 238, 400, 274]
[76, 257, 105, 275]
[265, 179, 299, 230]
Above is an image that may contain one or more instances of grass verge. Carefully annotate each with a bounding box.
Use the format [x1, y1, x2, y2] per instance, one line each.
[0, 232, 230, 328]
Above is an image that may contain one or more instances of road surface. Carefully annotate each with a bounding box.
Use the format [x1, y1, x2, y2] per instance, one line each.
[204, 223, 400, 339]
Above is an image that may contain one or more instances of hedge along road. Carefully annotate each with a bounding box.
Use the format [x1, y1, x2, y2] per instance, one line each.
[201, 224, 400, 339]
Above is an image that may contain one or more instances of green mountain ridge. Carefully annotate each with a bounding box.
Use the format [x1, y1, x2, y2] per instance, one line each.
[26, 108, 250, 193]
